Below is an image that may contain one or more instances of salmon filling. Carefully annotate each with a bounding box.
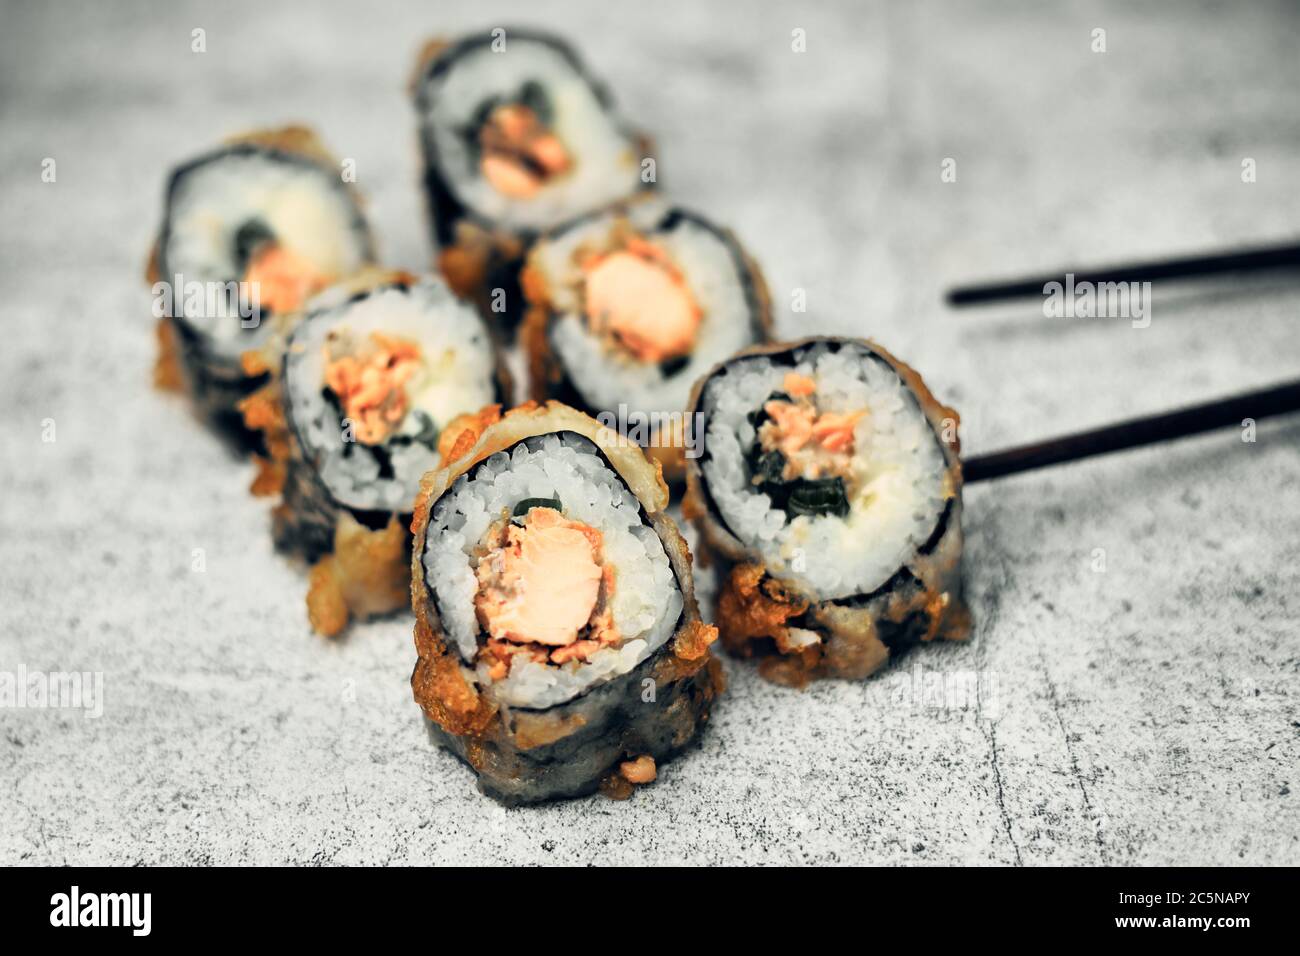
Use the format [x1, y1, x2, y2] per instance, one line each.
[322, 332, 424, 445]
[474, 506, 621, 679]
[243, 243, 332, 317]
[747, 372, 866, 518]
[581, 236, 702, 364]
[758, 372, 865, 482]
[479, 103, 572, 199]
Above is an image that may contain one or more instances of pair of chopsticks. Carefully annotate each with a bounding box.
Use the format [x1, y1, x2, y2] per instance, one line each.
[947, 241, 1300, 483]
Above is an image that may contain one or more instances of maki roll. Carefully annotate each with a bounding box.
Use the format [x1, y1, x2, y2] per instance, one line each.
[521, 197, 772, 482]
[411, 29, 650, 327]
[148, 126, 375, 442]
[241, 270, 509, 636]
[410, 402, 722, 804]
[683, 337, 970, 687]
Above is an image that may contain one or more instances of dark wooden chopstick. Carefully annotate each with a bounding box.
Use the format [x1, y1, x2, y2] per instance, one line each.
[964, 379, 1300, 483]
[946, 241, 1300, 306]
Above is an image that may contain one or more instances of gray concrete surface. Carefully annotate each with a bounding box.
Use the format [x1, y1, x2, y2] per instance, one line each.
[1, 0, 1297, 865]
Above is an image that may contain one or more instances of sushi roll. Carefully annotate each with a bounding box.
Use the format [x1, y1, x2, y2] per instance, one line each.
[683, 337, 970, 687]
[520, 197, 772, 482]
[240, 270, 509, 636]
[147, 126, 375, 443]
[410, 402, 723, 804]
[411, 29, 650, 328]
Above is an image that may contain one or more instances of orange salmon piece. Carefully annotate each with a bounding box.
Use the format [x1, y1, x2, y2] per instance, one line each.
[481, 154, 544, 199]
[479, 103, 572, 199]
[475, 508, 604, 648]
[323, 332, 423, 445]
[763, 400, 815, 454]
[760, 397, 867, 482]
[584, 246, 701, 363]
[244, 244, 331, 316]
[810, 410, 863, 453]
[782, 371, 817, 397]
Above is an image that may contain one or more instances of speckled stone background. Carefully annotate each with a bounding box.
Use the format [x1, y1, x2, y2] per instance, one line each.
[2, 0, 1297, 865]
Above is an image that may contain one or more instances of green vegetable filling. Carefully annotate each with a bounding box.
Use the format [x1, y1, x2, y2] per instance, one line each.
[512, 497, 563, 521]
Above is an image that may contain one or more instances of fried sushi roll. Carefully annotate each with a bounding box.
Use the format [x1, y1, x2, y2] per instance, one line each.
[410, 402, 722, 805]
[683, 337, 970, 687]
[411, 29, 650, 328]
[521, 197, 772, 483]
[148, 126, 375, 443]
[242, 270, 508, 636]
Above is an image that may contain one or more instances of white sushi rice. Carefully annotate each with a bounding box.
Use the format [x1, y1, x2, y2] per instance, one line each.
[284, 278, 496, 514]
[163, 149, 369, 357]
[424, 433, 683, 709]
[418, 36, 642, 233]
[534, 199, 757, 418]
[701, 342, 949, 600]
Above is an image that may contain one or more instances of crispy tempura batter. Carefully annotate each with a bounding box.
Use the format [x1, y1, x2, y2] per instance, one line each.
[306, 513, 410, 638]
[436, 221, 526, 325]
[153, 318, 185, 393]
[712, 546, 969, 688]
[620, 754, 656, 784]
[235, 348, 293, 496]
[224, 125, 351, 173]
[435, 403, 503, 469]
